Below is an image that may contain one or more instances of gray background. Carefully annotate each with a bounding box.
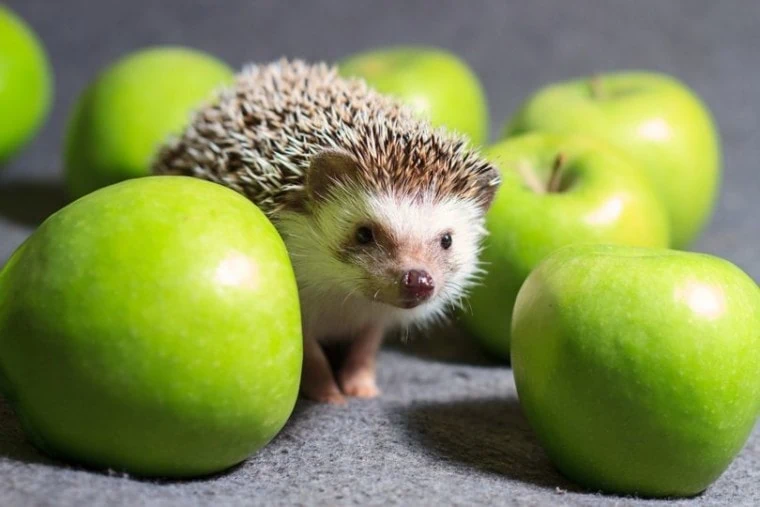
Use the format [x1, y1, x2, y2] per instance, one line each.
[1, 1, 759, 505]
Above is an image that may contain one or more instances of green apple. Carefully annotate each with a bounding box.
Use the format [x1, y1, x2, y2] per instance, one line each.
[0, 5, 52, 165]
[64, 46, 234, 199]
[0, 176, 302, 478]
[339, 46, 488, 145]
[505, 71, 721, 249]
[511, 244, 760, 497]
[462, 133, 669, 359]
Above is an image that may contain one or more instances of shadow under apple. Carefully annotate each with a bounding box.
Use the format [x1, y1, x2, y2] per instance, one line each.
[399, 396, 581, 492]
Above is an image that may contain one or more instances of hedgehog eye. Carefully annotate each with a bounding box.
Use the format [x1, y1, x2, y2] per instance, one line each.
[440, 232, 453, 250]
[355, 226, 375, 245]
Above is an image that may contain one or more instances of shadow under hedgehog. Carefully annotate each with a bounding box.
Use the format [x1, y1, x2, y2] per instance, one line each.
[152, 59, 501, 404]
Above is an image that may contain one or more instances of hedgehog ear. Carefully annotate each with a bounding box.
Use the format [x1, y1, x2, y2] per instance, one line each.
[307, 149, 360, 201]
[477, 164, 501, 212]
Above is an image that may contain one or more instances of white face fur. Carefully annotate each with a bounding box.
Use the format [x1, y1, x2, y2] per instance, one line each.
[276, 185, 488, 339]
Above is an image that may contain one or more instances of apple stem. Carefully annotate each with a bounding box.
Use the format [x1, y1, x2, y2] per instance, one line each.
[589, 75, 604, 99]
[516, 161, 546, 194]
[546, 153, 566, 193]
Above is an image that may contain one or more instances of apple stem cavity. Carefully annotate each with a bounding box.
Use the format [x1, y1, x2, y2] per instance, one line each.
[546, 153, 567, 193]
[516, 153, 567, 194]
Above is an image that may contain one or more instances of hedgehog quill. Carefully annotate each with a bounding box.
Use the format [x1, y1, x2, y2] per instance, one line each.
[152, 59, 500, 404]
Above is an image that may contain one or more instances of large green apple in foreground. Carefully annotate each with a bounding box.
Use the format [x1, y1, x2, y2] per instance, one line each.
[505, 71, 721, 249]
[0, 176, 302, 477]
[461, 133, 669, 359]
[511, 244, 760, 497]
[64, 47, 234, 199]
[339, 46, 489, 146]
[0, 5, 52, 165]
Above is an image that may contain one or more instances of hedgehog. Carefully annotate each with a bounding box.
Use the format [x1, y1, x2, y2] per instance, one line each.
[151, 58, 501, 404]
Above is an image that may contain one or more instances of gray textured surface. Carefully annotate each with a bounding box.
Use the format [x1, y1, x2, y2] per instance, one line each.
[1, 1, 759, 505]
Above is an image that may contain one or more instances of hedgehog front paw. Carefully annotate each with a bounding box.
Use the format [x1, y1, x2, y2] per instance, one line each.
[338, 368, 381, 398]
[301, 338, 347, 405]
[301, 383, 347, 405]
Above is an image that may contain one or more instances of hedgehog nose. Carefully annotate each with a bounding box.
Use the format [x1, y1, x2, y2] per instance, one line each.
[400, 269, 435, 304]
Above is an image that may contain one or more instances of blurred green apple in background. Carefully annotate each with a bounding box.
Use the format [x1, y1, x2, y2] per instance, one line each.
[64, 46, 234, 199]
[511, 244, 760, 497]
[462, 133, 669, 359]
[339, 46, 489, 146]
[505, 71, 721, 249]
[0, 176, 302, 478]
[0, 5, 52, 165]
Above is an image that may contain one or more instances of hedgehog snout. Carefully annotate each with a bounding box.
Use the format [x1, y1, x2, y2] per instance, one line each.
[399, 269, 435, 308]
